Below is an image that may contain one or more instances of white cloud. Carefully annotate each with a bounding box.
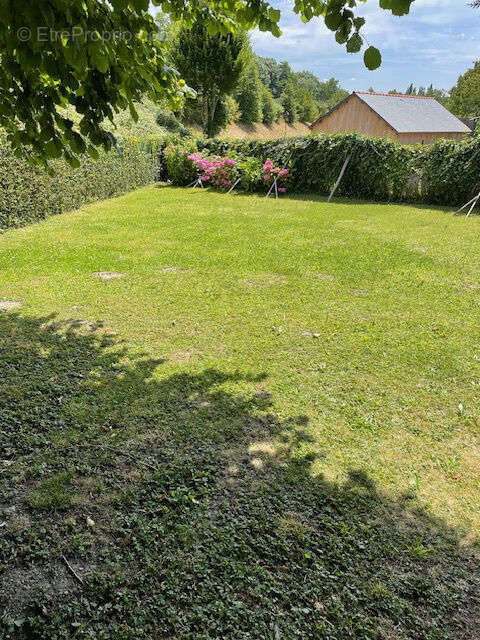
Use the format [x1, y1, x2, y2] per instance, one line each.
[252, 0, 480, 92]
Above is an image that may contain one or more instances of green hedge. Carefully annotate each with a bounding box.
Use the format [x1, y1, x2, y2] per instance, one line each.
[194, 133, 480, 207]
[0, 137, 162, 231]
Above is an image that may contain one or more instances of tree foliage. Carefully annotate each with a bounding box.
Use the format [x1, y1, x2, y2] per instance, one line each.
[170, 23, 245, 137]
[0, 0, 415, 162]
[260, 86, 276, 126]
[448, 62, 480, 117]
[236, 46, 263, 124]
[281, 80, 298, 124]
[403, 82, 447, 103]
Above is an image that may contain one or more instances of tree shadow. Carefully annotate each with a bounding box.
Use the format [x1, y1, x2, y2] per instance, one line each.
[0, 312, 479, 639]
[275, 192, 458, 214]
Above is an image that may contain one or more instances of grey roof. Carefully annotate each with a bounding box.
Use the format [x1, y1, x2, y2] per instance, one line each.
[355, 92, 470, 134]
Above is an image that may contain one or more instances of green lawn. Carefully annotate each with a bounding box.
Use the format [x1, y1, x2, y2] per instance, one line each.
[1, 186, 480, 639]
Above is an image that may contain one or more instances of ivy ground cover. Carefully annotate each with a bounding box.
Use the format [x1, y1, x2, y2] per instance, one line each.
[1, 186, 480, 638]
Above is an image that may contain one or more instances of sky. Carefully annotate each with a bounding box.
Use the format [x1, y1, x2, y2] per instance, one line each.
[251, 0, 480, 92]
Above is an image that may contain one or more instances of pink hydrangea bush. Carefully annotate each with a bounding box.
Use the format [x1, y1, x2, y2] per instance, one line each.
[187, 152, 238, 190]
[262, 159, 289, 194]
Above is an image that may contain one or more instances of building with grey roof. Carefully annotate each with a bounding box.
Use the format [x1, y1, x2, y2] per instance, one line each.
[310, 92, 470, 145]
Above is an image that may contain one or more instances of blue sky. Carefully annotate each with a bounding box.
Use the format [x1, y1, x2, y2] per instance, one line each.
[251, 0, 480, 92]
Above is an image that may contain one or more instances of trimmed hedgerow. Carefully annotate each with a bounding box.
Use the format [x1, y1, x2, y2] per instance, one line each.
[419, 138, 480, 206]
[194, 133, 480, 206]
[0, 137, 162, 231]
[196, 134, 416, 201]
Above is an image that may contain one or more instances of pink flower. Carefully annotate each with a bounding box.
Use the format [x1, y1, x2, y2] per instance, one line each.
[278, 169, 289, 176]
[263, 174, 270, 181]
[263, 160, 273, 170]
[278, 187, 286, 193]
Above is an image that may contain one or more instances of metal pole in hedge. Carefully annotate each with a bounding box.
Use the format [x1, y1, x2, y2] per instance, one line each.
[227, 177, 241, 194]
[328, 154, 351, 203]
[187, 177, 204, 188]
[456, 191, 480, 216]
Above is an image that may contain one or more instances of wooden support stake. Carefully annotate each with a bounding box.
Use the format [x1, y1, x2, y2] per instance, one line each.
[328, 154, 351, 203]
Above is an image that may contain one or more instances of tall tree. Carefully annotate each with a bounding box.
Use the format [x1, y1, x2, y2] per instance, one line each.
[260, 86, 276, 126]
[281, 79, 298, 124]
[448, 61, 480, 117]
[296, 87, 318, 122]
[277, 61, 293, 96]
[236, 64, 263, 124]
[171, 24, 245, 137]
[236, 44, 263, 124]
[256, 57, 281, 96]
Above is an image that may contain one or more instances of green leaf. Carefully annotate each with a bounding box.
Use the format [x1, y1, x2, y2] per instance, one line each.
[346, 33, 362, 53]
[268, 8, 281, 23]
[364, 46, 382, 70]
[131, 0, 150, 10]
[87, 145, 100, 159]
[129, 102, 139, 123]
[353, 17, 366, 30]
[45, 139, 63, 158]
[67, 155, 81, 169]
[324, 13, 342, 31]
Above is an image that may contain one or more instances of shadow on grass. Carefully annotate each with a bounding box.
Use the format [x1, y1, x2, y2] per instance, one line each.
[275, 192, 459, 214]
[1, 312, 479, 639]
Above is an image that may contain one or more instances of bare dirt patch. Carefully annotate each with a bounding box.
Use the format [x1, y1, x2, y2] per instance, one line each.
[240, 274, 287, 287]
[169, 348, 204, 363]
[301, 330, 321, 338]
[92, 272, 124, 280]
[0, 564, 81, 618]
[0, 300, 21, 311]
[68, 319, 104, 332]
[314, 273, 336, 281]
[349, 288, 369, 296]
[159, 266, 189, 274]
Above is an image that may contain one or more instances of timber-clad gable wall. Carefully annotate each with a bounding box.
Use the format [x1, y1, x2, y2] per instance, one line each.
[311, 94, 467, 144]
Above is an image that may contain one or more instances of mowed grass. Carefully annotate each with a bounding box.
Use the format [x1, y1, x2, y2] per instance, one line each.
[1, 186, 480, 638]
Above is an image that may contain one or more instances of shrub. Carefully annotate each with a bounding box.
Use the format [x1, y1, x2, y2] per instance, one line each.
[419, 138, 480, 206]
[162, 141, 198, 186]
[188, 153, 238, 190]
[156, 109, 191, 138]
[262, 159, 289, 193]
[237, 156, 263, 191]
[0, 137, 162, 231]
[197, 134, 416, 202]
[168, 133, 480, 208]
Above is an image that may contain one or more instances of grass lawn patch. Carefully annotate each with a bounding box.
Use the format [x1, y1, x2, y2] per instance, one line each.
[1, 186, 480, 638]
